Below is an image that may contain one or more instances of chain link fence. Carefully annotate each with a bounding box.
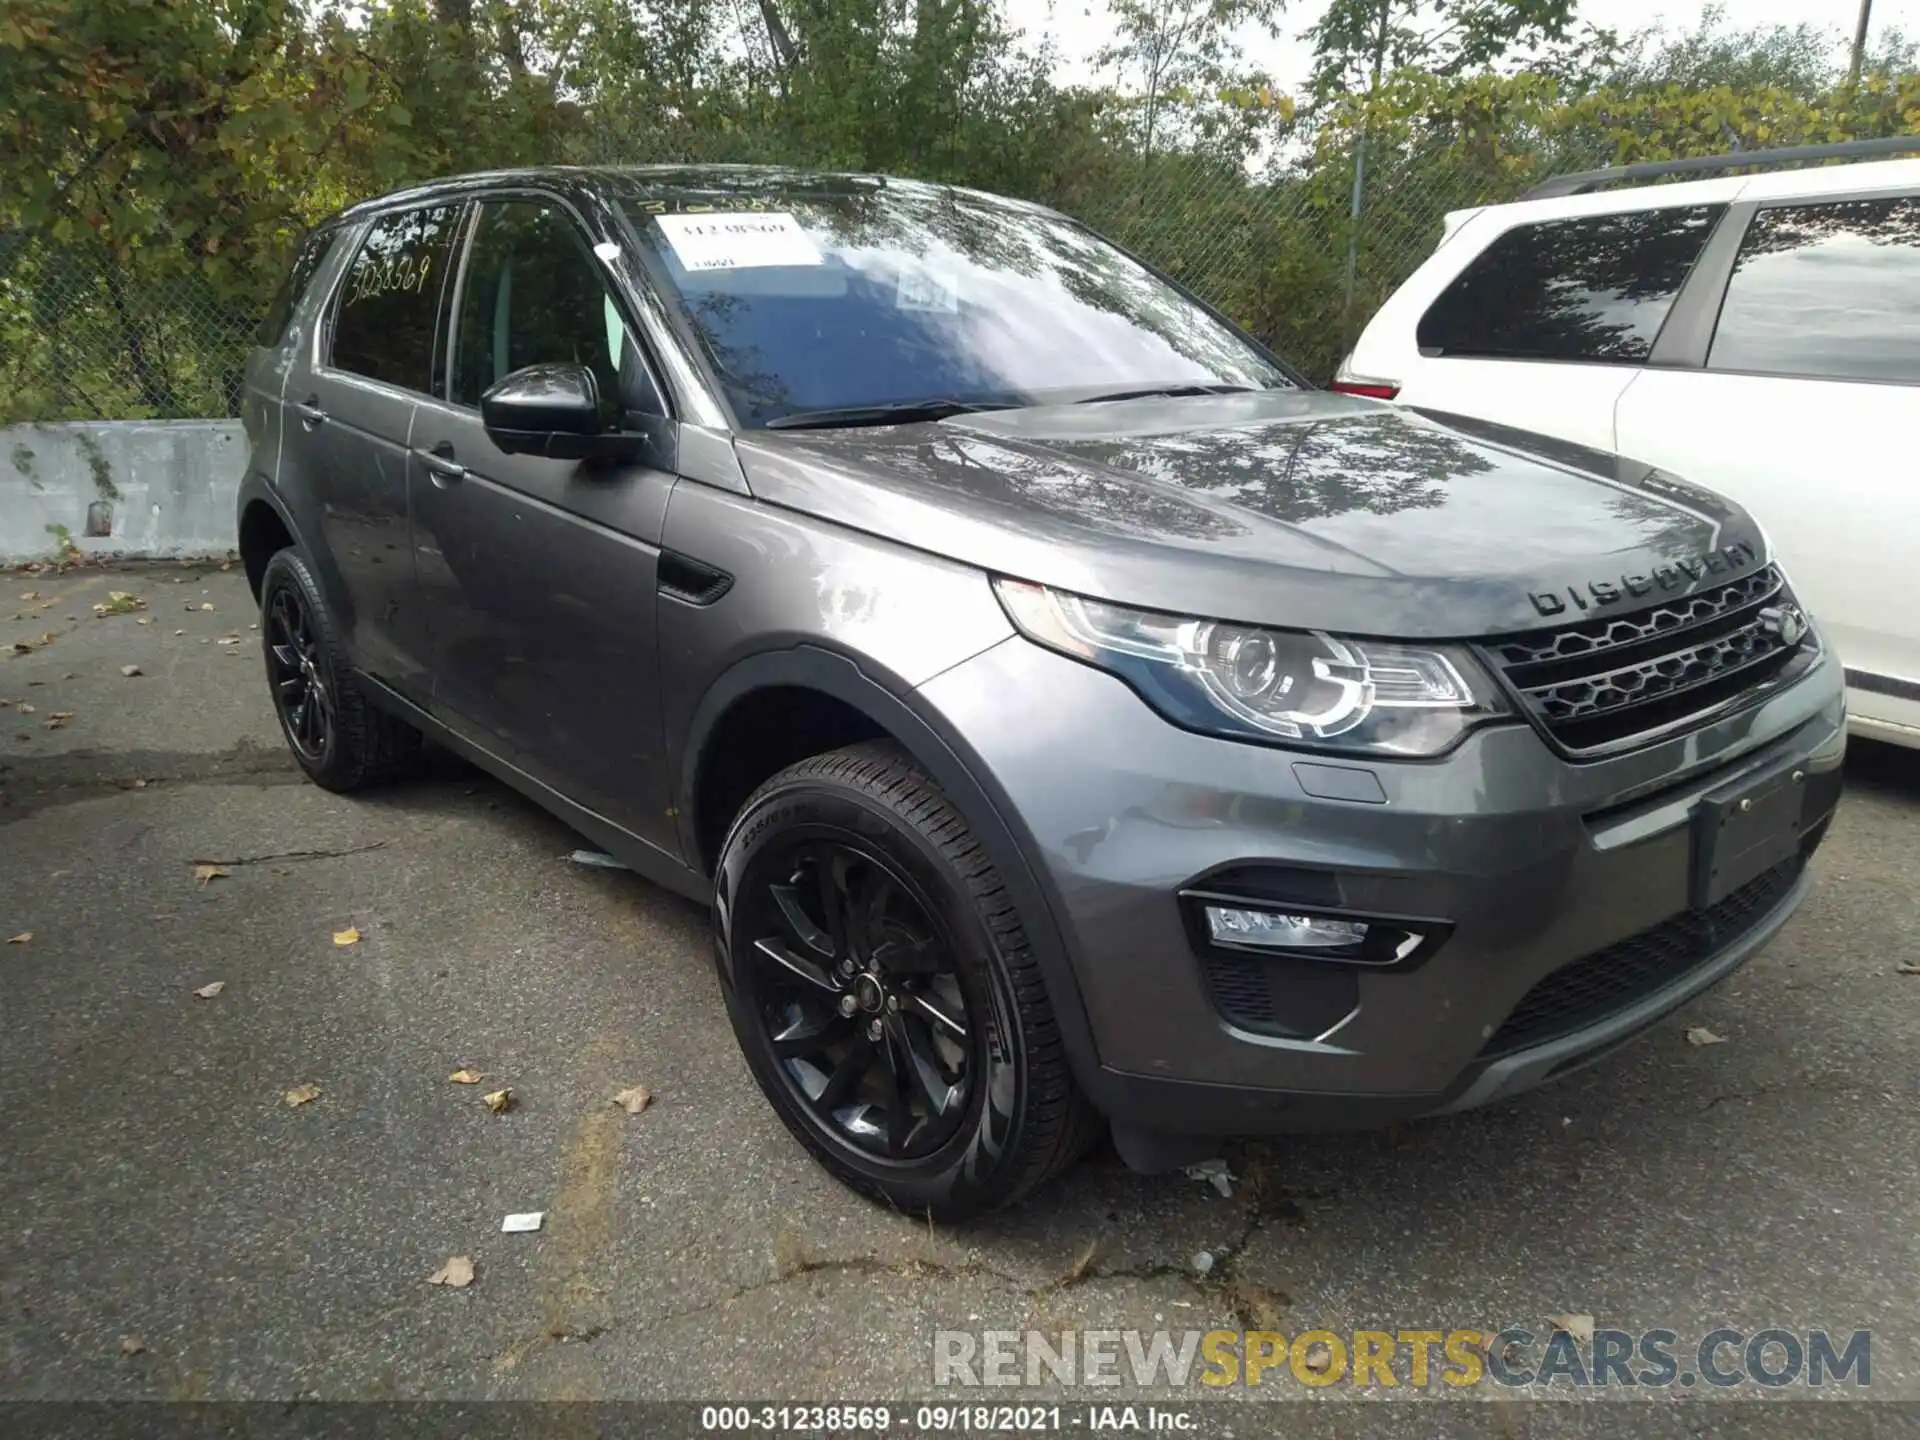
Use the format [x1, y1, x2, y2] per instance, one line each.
[0, 139, 1564, 426]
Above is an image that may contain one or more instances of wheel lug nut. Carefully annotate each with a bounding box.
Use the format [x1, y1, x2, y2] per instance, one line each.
[866, 1018, 884, 1042]
[886, 994, 900, 1013]
[838, 994, 858, 1017]
[838, 959, 856, 978]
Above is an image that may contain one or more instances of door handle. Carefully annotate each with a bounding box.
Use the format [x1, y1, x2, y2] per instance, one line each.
[295, 397, 327, 428]
[418, 441, 467, 484]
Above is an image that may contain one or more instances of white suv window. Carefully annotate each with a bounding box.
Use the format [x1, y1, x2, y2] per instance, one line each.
[1709, 195, 1920, 384]
[1416, 204, 1722, 363]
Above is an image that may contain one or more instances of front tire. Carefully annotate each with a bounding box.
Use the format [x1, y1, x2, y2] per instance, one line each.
[258, 548, 419, 793]
[714, 742, 1098, 1221]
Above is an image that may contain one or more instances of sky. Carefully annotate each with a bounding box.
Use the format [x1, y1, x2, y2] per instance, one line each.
[1020, 0, 1920, 89]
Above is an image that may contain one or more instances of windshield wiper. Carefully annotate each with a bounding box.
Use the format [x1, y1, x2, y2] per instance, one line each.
[1072, 383, 1257, 405]
[762, 399, 1012, 431]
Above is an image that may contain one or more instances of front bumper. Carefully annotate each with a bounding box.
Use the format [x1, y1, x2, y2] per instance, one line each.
[914, 636, 1847, 1135]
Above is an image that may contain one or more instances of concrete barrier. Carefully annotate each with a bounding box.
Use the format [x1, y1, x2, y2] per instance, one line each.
[2, 420, 245, 564]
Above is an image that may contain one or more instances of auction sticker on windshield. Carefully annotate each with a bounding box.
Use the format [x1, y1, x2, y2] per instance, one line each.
[656, 212, 823, 271]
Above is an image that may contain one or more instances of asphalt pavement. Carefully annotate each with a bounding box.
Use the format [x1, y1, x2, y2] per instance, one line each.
[4, 562, 1920, 1422]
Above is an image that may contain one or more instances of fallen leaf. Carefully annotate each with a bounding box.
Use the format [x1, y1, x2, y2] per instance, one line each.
[483, 1087, 514, 1114]
[50, 711, 72, 719]
[173, 629, 186, 636]
[1184, 1156, 1234, 1198]
[193, 981, 226, 999]
[18, 591, 37, 601]
[92, 591, 144, 616]
[43, 717, 65, 730]
[426, 1255, 475, 1288]
[1549, 1313, 1595, 1345]
[216, 636, 242, 647]
[193, 864, 230, 887]
[612, 1084, 651, 1115]
[119, 1335, 145, 1356]
[1685, 1027, 1727, 1046]
[1897, 964, 1920, 976]
[1060, 1238, 1099, 1287]
[7, 932, 30, 944]
[449, 1067, 484, 1085]
[283, 1083, 322, 1107]
[16, 702, 33, 714]
[1302, 1341, 1333, 1373]
[199, 603, 215, 612]
[332, 926, 360, 947]
[119, 664, 141, 677]
[136, 617, 153, 626]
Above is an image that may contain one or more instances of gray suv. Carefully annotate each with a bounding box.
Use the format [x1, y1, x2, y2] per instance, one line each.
[238, 166, 1846, 1218]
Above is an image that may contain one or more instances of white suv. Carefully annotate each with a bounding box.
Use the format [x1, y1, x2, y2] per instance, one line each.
[1338, 138, 1920, 749]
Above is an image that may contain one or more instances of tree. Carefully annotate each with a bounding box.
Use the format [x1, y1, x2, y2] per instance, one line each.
[1305, 0, 1613, 102]
[1604, 3, 1918, 100]
[1095, 0, 1287, 166]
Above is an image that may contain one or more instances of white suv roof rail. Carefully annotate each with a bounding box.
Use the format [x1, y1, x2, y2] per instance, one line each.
[1521, 134, 1920, 201]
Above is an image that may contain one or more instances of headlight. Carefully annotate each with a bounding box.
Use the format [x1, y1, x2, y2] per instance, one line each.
[994, 579, 1510, 757]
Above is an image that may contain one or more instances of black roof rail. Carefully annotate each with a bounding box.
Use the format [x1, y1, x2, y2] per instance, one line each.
[1521, 133, 1920, 201]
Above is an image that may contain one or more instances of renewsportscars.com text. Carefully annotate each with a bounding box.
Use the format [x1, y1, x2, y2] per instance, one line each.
[933, 1328, 1871, 1390]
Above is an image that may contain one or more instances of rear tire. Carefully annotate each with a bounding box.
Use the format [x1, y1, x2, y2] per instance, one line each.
[713, 741, 1099, 1221]
[259, 548, 420, 793]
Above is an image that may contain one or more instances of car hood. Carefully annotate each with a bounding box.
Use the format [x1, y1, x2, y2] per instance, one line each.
[731, 390, 1768, 639]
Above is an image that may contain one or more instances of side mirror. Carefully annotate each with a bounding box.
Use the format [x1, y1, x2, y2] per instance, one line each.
[480, 363, 645, 462]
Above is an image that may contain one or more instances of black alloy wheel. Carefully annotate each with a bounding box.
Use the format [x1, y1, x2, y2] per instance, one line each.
[266, 582, 335, 764]
[744, 838, 978, 1160]
[715, 742, 1100, 1220]
[256, 547, 420, 793]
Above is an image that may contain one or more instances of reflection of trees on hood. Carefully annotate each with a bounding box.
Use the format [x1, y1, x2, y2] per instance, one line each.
[901, 436, 1248, 541]
[1419, 205, 1720, 361]
[1598, 487, 1715, 565]
[1086, 413, 1487, 523]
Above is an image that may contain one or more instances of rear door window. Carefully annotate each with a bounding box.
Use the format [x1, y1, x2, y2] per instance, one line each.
[1418, 205, 1723, 363]
[1708, 194, 1920, 383]
[327, 205, 463, 393]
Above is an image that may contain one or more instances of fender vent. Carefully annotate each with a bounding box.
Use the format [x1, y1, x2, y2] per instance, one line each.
[659, 552, 732, 606]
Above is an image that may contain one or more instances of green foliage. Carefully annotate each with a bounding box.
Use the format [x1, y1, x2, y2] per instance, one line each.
[1604, 3, 1919, 101]
[1305, 0, 1612, 100]
[1, 0, 1917, 416]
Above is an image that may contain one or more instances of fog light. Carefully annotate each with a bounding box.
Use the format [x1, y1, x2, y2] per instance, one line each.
[1205, 906, 1369, 950]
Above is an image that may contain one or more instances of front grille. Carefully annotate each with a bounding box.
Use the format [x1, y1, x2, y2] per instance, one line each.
[1478, 855, 1803, 1058]
[1482, 567, 1813, 753]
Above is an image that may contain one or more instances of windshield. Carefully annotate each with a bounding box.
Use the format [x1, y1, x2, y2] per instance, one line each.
[619, 182, 1294, 427]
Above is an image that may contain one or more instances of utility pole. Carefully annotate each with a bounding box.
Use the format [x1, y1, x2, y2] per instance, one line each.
[1847, 0, 1873, 90]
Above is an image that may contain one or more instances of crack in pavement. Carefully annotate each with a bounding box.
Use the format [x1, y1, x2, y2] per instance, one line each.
[634, 1251, 1034, 1335]
[0, 746, 300, 820]
[187, 840, 390, 867]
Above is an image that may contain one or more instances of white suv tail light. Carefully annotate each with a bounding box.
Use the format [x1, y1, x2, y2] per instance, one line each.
[1328, 358, 1401, 400]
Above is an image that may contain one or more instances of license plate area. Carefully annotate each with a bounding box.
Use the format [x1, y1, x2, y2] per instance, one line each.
[1691, 757, 1807, 910]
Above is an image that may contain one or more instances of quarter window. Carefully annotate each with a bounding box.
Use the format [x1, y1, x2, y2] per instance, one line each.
[256, 228, 336, 347]
[1709, 195, 1920, 383]
[1417, 205, 1722, 363]
[451, 200, 649, 421]
[328, 205, 462, 392]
